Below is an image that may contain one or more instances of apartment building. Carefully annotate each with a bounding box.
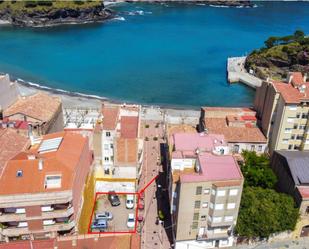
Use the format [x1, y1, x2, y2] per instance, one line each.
[271, 150, 309, 236]
[170, 133, 243, 248]
[254, 72, 309, 154]
[199, 107, 267, 154]
[93, 103, 143, 192]
[0, 131, 92, 242]
[3, 92, 63, 136]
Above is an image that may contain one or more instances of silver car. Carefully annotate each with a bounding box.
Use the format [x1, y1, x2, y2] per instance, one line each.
[95, 211, 113, 220]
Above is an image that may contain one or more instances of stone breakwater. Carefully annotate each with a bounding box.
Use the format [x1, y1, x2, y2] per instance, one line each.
[0, 4, 113, 27]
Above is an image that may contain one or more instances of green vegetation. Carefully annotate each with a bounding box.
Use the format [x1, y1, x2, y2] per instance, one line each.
[240, 151, 277, 189]
[236, 151, 299, 239]
[245, 30, 309, 80]
[0, 0, 102, 13]
[236, 187, 299, 238]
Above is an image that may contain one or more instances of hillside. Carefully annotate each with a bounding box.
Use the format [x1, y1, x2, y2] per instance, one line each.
[0, 0, 112, 27]
[245, 31, 309, 80]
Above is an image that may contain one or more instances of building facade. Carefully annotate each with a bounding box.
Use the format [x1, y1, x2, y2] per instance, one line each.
[254, 72, 309, 154]
[199, 107, 267, 154]
[3, 92, 63, 136]
[0, 132, 92, 242]
[169, 133, 243, 248]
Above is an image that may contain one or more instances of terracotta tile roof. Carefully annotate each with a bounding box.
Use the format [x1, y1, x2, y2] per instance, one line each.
[0, 234, 140, 249]
[0, 128, 28, 177]
[205, 118, 266, 143]
[0, 131, 90, 195]
[120, 116, 138, 138]
[272, 81, 309, 104]
[0, 240, 54, 249]
[102, 105, 119, 130]
[115, 138, 138, 166]
[202, 107, 256, 118]
[4, 92, 61, 122]
[213, 180, 243, 187]
[290, 72, 305, 86]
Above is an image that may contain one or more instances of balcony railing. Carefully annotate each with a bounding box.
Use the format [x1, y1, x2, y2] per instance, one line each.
[196, 230, 230, 240]
[0, 207, 74, 223]
[1, 221, 75, 237]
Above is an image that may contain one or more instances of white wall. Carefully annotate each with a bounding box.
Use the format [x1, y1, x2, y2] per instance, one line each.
[95, 181, 135, 193]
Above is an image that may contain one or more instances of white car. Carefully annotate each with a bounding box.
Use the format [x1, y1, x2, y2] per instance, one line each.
[127, 213, 135, 228]
[126, 194, 134, 209]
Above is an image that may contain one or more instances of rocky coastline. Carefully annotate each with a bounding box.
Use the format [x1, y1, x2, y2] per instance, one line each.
[0, 3, 113, 27]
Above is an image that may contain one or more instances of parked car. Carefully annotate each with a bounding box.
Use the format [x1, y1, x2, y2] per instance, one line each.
[95, 211, 113, 220]
[126, 194, 134, 209]
[127, 213, 135, 228]
[91, 219, 108, 231]
[108, 191, 120, 206]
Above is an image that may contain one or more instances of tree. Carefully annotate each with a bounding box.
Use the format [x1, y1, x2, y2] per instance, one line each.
[264, 36, 279, 48]
[240, 151, 277, 189]
[236, 187, 299, 238]
[294, 30, 305, 40]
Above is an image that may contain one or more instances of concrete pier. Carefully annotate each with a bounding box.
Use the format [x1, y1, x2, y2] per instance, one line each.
[227, 56, 262, 88]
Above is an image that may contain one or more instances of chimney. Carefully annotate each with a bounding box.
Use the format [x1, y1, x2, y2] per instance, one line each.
[38, 159, 43, 171]
[28, 124, 35, 146]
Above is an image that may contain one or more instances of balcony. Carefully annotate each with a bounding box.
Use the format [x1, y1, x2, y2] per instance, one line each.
[196, 229, 230, 240]
[0, 206, 74, 223]
[0, 221, 75, 237]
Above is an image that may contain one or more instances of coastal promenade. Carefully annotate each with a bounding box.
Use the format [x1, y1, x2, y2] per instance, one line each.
[227, 56, 262, 88]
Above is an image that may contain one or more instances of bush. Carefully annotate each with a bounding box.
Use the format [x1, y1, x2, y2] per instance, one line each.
[153, 137, 158, 141]
[145, 124, 149, 128]
[37, 1, 53, 6]
[25, 1, 38, 8]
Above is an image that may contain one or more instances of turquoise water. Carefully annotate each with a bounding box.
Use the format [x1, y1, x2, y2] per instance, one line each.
[0, 2, 309, 108]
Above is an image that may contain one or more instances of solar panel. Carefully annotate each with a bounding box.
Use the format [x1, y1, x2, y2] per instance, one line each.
[38, 137, 63, 153]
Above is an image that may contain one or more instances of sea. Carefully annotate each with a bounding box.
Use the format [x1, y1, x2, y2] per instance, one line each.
[0, 1, 309, 108]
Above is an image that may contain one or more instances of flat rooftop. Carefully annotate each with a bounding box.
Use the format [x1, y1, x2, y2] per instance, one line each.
[179, 153, 243, 183]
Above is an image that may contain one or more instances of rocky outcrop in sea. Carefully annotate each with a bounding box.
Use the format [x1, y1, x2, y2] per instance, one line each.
[0, 3, 113, 27]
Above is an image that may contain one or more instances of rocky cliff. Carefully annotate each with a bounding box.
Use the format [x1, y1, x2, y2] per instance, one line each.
[245, 32, 309, 80]
[0, 1, 112, 27]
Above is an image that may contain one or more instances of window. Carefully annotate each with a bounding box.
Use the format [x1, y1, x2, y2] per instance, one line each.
[18, 222, 28, 228]
[45, 175, 61, 189]
[15, 208, 26, 214]
[217, 190, 226, 197]
[106, 132, 111, 137]
[224, 216, 234, 222]
[214, 228, 222, 234]
[172, 191, 177, 198]
[291, 135, 295, 140]
[282, 139, 289, 144]
[215, 204, 224, 210]
[16, 170, 23, 177]
[288, 145, 293, 150]
[250, 145, 255, 151]
[193, 213, 199, 221]
[194, 201, 201, 209]
[294, 145, 300, 150]
[297, 135, 303, 140]
[233, 144, 239, 153]
[192, 222, 198, 229]
[300, 125, 306, 130]
[209, 202, 214, 209]
[285, 128, 292, 134]
[212, 217, 222, 223]
[302, 113, 308, 119]
[296, 113, 301, 118]
[104, 157, 109, 162]
[104, 144, 109, 150]
[110, 144, 114, 149]
[229, 189, 238, 196]
[172, 205, 176, 212]
[41, 206, 54, 212]
[43, 220, 55, 226]
[201, 215, 206, 221]
[227, 203, 236, 209]
[211, 189, 216, 196]
[196, 186, 202, 195]
[203, 188, 210, 195]
[289, 106, 297, 111]
[202, 202, 208, 208]
[293, 124, 298, 129]
[258, 145, 263, 152]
